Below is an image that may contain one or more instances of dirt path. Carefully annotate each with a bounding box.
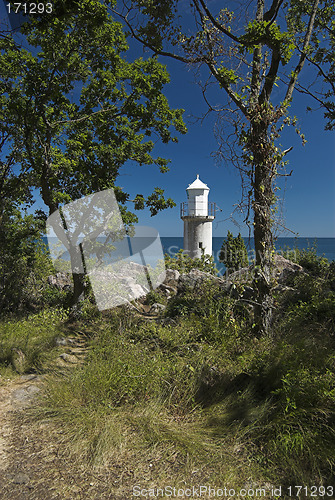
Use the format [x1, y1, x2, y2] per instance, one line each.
[0, 335, 129, 500]
[0, 374, 43, 498]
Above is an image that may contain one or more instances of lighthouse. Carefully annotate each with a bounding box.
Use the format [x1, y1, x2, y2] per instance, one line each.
[180, 175, 216, 259]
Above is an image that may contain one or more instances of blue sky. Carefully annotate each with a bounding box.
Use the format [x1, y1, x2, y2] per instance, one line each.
[1, 1, 334, 238]
[121, 54, 335, 238]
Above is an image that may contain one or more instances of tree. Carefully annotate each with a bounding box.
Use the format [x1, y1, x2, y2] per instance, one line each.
[1, 0, 186, 306]
[219, 232, 249, 274]
[113, 0, 335, 335]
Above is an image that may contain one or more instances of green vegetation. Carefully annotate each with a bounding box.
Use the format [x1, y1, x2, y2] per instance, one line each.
[117, 0, 335, 336]
[219, 231, 249, 273]
[0, 309, 67, 378]
[164, 249, 218, 275]
[1, 0, 186, 305]
[1, 244, 334, 493]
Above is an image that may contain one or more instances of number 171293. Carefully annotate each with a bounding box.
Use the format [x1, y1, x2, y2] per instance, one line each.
[6, 3, 53, 14]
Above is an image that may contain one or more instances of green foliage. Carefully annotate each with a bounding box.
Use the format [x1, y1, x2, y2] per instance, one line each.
[217, 67, 239, 85]
[283, 244, 331, 277]
[122, 0, 335, 335]
[1, 0, 186, 218]
[0, 207, 65, 313]
[144, 289, 165, 306]
[219, 231, 249, 273]
[19, 250, 334, 487]
[164, 249, 218, 275]
[240, 20, 295, 64]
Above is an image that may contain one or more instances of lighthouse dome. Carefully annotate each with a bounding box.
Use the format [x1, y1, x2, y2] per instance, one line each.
[185, 175, 209, 217]
[186, 174, 209, 191]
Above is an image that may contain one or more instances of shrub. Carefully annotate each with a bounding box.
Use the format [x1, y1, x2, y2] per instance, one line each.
[164, 249, 218, 275]
[0, 208, 65, 314]
[219, 231, 249, 273]
[282, 244, 330, 278]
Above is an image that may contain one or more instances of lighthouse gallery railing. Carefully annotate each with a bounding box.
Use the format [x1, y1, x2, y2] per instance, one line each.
[180, 202, 216, 218]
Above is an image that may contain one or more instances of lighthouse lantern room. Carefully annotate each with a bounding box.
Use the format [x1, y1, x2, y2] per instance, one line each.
[180, 175, 215, 259]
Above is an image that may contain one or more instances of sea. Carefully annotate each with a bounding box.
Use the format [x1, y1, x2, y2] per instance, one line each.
[44, 235, 335, 277]
[161, 237, 335, 276]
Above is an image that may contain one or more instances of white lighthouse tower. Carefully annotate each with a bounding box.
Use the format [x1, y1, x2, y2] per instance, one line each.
[180, 175, 215, 259]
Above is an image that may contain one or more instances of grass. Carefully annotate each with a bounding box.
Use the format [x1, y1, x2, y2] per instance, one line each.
[2, 249, 335, 497]
[34, 304, 335, 494]
[0, 308, 68, 377]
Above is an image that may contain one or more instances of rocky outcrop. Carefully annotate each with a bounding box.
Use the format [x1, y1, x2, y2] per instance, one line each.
[47, 272, 73, 290]
[158, 254, 305, 302]
[46, 254, 304, 312]
[273, 254, 303, 283]
[177, 268, 224, 292]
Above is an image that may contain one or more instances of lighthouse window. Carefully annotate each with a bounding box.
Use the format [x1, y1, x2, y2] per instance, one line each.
[199, 242, 203, 249]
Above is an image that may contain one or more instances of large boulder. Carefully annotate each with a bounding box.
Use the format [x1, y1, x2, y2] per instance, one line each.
[224, 254, 303, 285]
[174, 254, 303, 301]
[273, 254, 303, 283]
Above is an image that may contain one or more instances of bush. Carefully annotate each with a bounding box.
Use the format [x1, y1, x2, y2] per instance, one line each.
[0, 208, 64, 314]
[164, 249, 218, 275]
[282, 244, 330, 278]
[219, 231, 249, 272]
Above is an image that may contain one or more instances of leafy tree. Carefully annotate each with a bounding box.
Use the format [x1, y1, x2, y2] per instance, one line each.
[1, 0, 186, 306]
[0, 207, 54, 313]
[113, 0, 335, 334]
[219, 232, 249, 274]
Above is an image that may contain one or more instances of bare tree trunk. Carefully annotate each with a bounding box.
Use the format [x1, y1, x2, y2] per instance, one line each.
[68, 243, 87, 309]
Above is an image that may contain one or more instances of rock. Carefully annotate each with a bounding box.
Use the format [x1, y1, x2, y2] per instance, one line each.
[12, 473, 30, 485]
[225, 266, 254, 283]
[48, 272, 72, 290]
[221, 254, 303, 287]
[11, 385, 40, 408]
[178, 269, 223, 292]
[156, 269, 180, 298]
[274, 254, 303, 283]
[159, 283, 177, 297]
[55, 337, 68, 346]
[59, 353, 78, 363]
[165, 269, 180, 282]
[149, 303, 166, 314]
[11, 349, 26, 374]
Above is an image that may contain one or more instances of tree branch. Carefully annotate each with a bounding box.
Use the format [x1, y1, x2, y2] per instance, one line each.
[284, 0, 320, 103]
[207, 63, 249, 117]
[259, 49, 281, 104]
[112, 7, 202, 64]
[195, 0, 240, 43]
[250, 0, 264, 108]
[263, 0, 284, 23]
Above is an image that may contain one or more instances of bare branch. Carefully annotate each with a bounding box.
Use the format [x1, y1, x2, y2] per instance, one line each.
[111, 7, 202, 64]
[285, 0, 320, 102]
[259, 49, 280, 104]
[263, 0, 284, 23]
[282, 146, 293, 156]
[195, 0, 240, 43]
